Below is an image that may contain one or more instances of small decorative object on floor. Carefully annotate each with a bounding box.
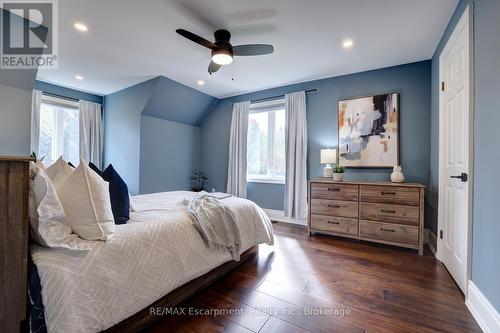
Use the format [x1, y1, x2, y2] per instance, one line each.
[320, 148, 336, 177]
[391, 165, 405, 183]
[191, 170, 208, 192]
[333, 165, 345, 181]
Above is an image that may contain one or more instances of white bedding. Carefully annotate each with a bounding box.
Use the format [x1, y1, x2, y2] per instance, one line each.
[31, 191, 274, 333]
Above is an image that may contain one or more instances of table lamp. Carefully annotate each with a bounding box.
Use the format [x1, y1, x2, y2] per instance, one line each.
[320, 148, 337, 177]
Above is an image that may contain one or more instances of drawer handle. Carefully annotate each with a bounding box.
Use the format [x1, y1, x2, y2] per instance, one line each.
[381, 209, 396, 214]
[327, 221, 340, 225]
[381, 191, 396, 195]
[327, 204, 340, 208]
[380, 228, 396, 232]
[327, 188, 341, 192]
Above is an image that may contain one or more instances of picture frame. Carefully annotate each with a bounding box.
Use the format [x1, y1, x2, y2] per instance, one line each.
[338, 92, 400, 168]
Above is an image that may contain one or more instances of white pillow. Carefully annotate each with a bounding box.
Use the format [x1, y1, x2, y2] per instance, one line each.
[29, 162, 90, 250]
[57, 160, 115, 241]
[45, 156, 74, 188]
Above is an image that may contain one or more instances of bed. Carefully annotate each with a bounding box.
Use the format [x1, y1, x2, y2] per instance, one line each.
[30, 191, 274, 333]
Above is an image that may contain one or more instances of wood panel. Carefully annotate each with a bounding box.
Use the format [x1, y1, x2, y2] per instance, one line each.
[310, 183, 358, 201]
[0, 159, 30, 332]
[146, 223, 481, 333]
[310, 199, 358, 219]
[360, 202, 419, 225]
[310, 214, 358, 235]
[359, 220, 419, 245]
[360, 185, 420, 206]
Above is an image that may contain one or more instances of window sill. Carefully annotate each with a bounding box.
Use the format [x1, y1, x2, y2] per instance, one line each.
[247, 178, 285, 185]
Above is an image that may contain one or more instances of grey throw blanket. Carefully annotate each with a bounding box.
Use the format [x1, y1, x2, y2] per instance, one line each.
[183, 193, 241, 261]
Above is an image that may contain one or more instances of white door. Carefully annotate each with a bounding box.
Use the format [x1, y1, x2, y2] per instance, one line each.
[438, 6, 471, 293]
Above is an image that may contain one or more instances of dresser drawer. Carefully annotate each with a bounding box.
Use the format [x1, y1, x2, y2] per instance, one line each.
[310, 183, 358, 201]
[310, 215, 358, 235]
[360, 203, 419, 225]
[310, 199, 358, 219]
[360, 185, 420, 206]
[359, 220, 419, 245]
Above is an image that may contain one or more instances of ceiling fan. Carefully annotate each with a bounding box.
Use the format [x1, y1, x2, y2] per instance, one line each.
[176, 29, 274, 74]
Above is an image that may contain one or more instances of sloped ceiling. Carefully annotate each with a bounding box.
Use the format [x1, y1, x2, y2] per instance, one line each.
[142, 76, 217, 126]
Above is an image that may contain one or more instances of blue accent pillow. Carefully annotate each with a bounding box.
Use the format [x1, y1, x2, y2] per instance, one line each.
[88, 162, 103, 176]
[102, 164, 130, 225]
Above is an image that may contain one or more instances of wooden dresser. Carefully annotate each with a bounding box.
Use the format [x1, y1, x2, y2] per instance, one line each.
[0, 156, 33, 332]
[308, 179, 425, 255]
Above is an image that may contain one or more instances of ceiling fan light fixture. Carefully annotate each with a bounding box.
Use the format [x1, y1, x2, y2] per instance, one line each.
[212, 49, 233, 65]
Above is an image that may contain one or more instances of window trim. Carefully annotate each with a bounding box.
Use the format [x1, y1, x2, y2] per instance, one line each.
[247, 98, 286, 184]
[42, 94, 80, 109]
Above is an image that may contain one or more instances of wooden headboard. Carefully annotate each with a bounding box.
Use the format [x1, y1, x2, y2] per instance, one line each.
[0, 156, 33, 332]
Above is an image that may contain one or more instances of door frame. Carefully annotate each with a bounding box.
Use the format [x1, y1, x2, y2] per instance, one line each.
[436, 4, 474, 296]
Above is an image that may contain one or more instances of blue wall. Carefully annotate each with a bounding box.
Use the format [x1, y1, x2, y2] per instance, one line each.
[104, 78, 157, 194]
[0, 84, 33, 156]
[34, 80, 103, 104]
[103, 75, 215, 195]
[0, 10, 45, 156]
[200, 61, 432, 215]
[140, 115, 200, 193]
[247, 183, 286, 211]
[432, 0, 500, 312]
[472, 0, 500, 312]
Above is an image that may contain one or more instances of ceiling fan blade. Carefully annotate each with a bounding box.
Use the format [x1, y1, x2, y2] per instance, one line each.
[233, 44, 274, 56]
[208, 61, 222, 74]
[176, 29, 215, 49]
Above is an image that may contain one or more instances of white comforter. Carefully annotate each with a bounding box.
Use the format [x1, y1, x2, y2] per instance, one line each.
[31, 191, 274, 333]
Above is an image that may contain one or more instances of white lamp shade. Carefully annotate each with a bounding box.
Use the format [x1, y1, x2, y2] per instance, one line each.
[320, 149, 337, 164]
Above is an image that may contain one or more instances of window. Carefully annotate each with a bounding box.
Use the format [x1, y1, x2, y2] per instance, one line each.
[247, 99, 286, 183]
[39, 95, 80, 166]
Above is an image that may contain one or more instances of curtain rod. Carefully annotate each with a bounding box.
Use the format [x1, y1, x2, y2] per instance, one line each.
[232, 88, 317, 105]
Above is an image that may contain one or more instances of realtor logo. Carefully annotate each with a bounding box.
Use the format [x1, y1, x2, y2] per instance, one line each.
[1, 0, 58, 69]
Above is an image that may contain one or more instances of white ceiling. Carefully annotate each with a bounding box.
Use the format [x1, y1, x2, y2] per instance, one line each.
[36, 0, 458, 98]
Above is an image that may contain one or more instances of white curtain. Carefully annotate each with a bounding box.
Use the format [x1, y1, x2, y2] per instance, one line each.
[284, 91, 308, 219]
[30, 89, 43, 156]
[79, 100, 103, 168]
[226, 101, 250, 197]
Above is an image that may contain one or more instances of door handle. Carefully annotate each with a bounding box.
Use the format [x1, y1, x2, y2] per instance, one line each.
[450, 173, 468, 182]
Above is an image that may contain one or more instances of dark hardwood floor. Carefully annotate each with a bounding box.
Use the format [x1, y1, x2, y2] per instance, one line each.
[145, 222, 481, 333]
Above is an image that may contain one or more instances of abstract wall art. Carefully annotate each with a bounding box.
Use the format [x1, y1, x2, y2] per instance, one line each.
[338, 93, 399, 167]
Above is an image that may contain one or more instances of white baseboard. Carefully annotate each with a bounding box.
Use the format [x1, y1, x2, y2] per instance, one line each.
[466, 281, 500, 333]
[263, 209, 307, 226]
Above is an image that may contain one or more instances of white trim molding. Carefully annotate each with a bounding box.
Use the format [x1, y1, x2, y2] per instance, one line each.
[264, 209, 307, 226]
[466, 281, 500, 333]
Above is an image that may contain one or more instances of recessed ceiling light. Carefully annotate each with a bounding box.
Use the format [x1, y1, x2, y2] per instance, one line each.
[342, 38, 354, 49]
[75, 75, 84, 80]
[73, 22, 88, 32]
[197, 80, 205, 86]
